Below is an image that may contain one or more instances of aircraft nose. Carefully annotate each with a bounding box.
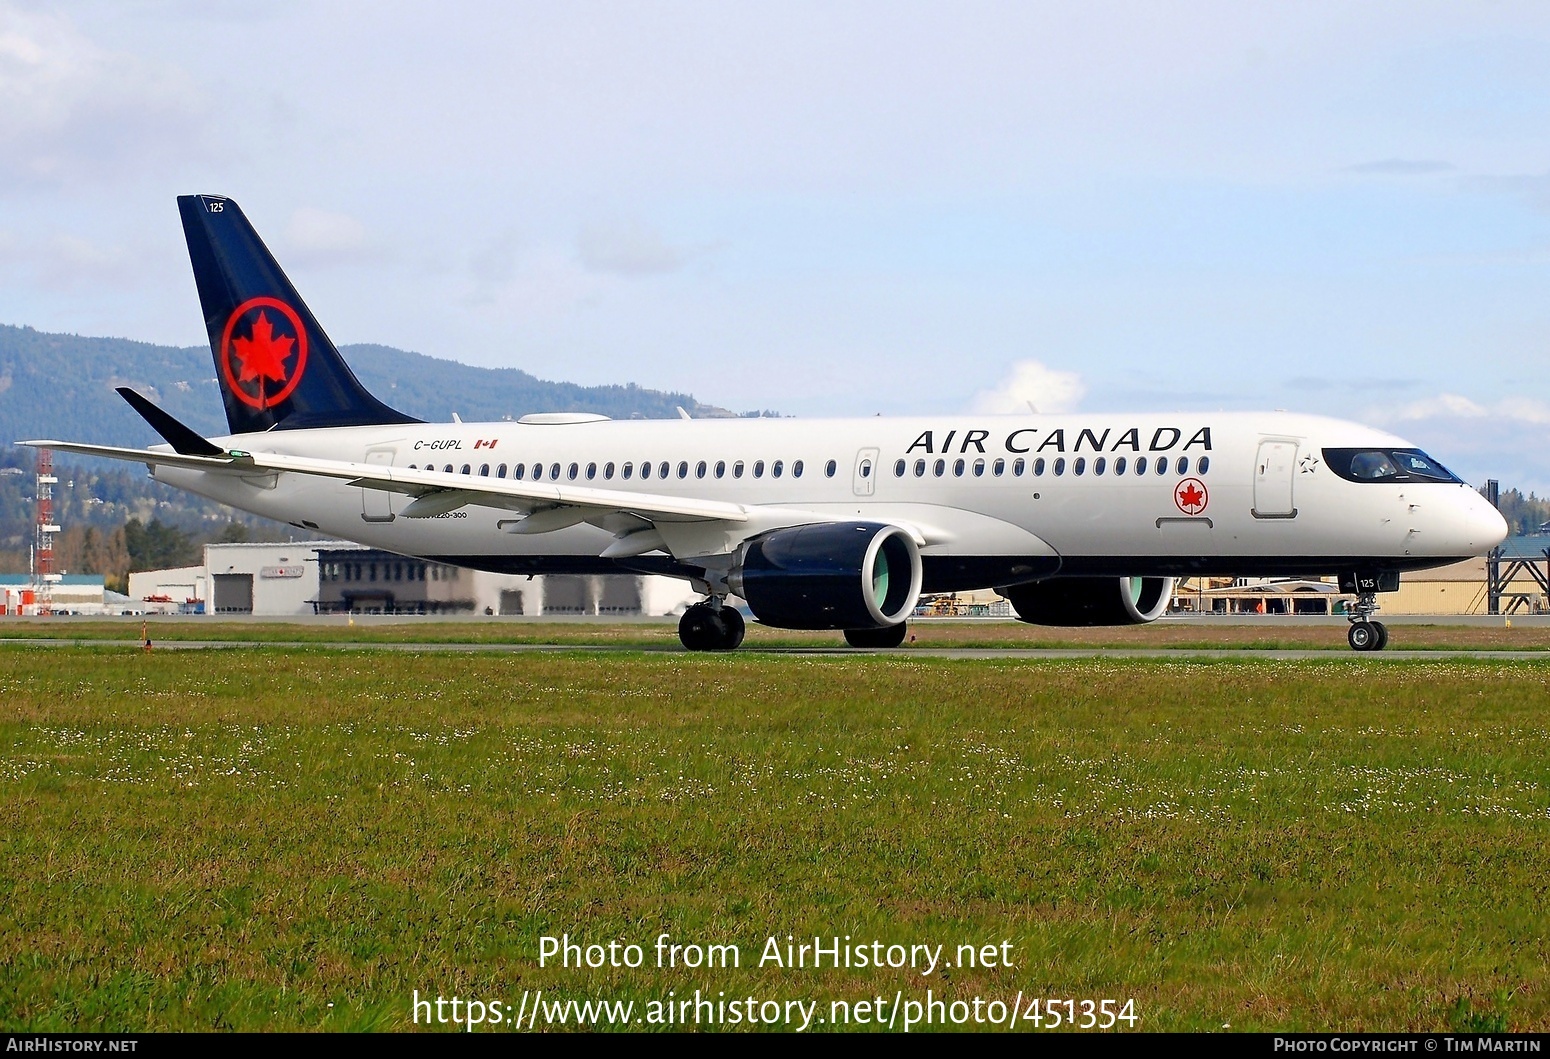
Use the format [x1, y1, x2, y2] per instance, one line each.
[1461, 491, 1510, 554]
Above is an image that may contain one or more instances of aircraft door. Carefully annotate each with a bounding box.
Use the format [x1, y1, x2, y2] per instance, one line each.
[853, 448, 879, 497]
[361, 448, 397, 523]
[1253, 439, 1298, 519]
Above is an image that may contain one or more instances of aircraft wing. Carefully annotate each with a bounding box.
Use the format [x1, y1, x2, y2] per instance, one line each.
[20, 440, 749, 529]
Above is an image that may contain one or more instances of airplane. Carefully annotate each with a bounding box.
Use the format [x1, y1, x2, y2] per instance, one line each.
[24, 195, 1509, 651]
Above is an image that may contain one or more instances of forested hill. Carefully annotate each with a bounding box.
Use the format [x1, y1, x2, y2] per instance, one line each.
[0, 322, 735, 448]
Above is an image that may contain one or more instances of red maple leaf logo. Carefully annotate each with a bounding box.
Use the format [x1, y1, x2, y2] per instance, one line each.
[1175, 478, 1208, 514]
[231, 310, 294, 385]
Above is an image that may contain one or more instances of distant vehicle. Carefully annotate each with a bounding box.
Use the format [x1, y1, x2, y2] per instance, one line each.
[27, 196, 1508, 651]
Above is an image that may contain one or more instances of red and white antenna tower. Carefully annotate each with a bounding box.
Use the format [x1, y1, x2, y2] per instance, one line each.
[33, 448, 59, 616]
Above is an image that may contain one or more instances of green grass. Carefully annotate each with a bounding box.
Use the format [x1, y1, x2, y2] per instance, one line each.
[2, 646, 1548, 1031]
[1, 616, 1547, 652]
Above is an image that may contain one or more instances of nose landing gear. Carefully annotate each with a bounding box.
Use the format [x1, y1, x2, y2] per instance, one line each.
[679, 599, 746, 651]
[1346, 592, 1389, 652]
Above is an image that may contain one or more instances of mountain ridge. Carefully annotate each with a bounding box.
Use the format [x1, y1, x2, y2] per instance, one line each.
[0, 322, 744, 449]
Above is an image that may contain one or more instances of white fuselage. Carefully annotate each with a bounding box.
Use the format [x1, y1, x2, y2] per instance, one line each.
[151, 410, 1507, 591]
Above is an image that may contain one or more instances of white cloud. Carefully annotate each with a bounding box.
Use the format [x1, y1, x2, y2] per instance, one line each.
[971, 359, 1085, 414]
[577, 219, 686, 276]
[281, 207, 374, 265]
[0, 3, 205, 186]
[0, 229, 137, 290]
[1381, 392, 1550, 426]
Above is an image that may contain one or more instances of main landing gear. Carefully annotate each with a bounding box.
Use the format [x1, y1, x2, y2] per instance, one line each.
[678, 600, 746, 651]
[1345, 592, 1389, 652]
[843, 623, 908, 648]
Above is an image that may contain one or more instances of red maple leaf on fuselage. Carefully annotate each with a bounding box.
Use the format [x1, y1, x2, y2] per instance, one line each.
[1178, 483, 1205, 509]
[231, 310, 294, 386]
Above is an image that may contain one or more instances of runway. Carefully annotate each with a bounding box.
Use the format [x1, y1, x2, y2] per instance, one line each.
[4, 638, 1547, 661]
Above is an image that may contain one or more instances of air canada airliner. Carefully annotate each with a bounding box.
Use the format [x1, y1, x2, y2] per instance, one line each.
[25, 195, 1508, 651]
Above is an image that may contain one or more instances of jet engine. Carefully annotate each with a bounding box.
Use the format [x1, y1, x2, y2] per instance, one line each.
[728, 521, 923, 630]
[1002, 576, 1176, 626]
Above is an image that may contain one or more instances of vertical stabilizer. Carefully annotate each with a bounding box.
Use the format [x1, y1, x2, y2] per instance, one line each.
[177, 194, 419, 434]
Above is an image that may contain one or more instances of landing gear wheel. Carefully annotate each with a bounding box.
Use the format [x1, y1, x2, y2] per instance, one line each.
[843, 623, 908, 649]
[719, 607, 746, 650]
[1347, 621, 1379, 652]
[678, 602, 744, 651]
[1372, 621, 1388, 651]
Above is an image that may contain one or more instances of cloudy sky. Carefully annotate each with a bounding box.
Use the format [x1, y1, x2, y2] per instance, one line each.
[2, 1, 1548, 492]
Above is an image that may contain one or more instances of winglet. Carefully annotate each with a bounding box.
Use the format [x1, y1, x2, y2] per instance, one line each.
[116, 387, 225, 457]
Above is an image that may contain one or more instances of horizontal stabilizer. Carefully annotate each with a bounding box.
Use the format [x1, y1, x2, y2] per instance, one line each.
[116, 388, 224, 457]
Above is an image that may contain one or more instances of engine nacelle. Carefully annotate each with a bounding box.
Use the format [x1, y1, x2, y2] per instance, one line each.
[728, 521, 923, 630]
[1003, 576, 1176, 626]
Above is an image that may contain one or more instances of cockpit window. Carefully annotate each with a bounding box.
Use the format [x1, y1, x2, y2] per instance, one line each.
[1324, 448, 1462, 484]
[1350, 452, 1400, 479]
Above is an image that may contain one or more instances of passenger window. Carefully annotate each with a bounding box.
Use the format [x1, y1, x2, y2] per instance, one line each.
[622, 461, 633, 480]
[1113, 456, 1127, 476]
[992, 458, 1004, 476]
[973, 458, 985, 477]
[825, 459, 837, 477]
[715, 460, 725, 478]
[1176, 456, 1189, 475]
[514, 463, 526, 480]
[640, 461, 651, 479]
[443, 464, 453, 474]
[479, 463, 490, 476]
[895, 459, 907, 477]
[1134, 458, 1146, 476]
[565, 463, 576, 480]
[1157, 458, 1169, 476]
[677, 461, 688, 479]
[1054, 458, 1066, 476]
[586, 462, 597, 480]
[754, 460, 765, 478]
[952, 459, 963, 476]
[1033, 458, 1045, 476]
[1012, 458, 1024, 476]
[604, 462, 615, 479]
[915, 459, 926, 477]
[1197, 456, 1209, 475]
[1094, 457, 1106, 476]
[497, 463, 507, 478]
[734, 461, 745, 478]
[933, 459, 945, 477]
[551, 463, 562, 480]
[793, 460, 803, 477]
[696, 460, 707, 479]
[1073, 457, 1086, 476]
[659, 461, 669, 479]
[461, 463, 471, 475]
[773, 460, 784, 478]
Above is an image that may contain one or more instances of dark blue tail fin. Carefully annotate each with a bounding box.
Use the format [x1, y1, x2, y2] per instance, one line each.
[177, 194, 420, 434]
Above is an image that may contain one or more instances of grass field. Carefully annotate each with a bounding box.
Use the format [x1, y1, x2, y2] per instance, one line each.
[2, 643, 1548, 1032]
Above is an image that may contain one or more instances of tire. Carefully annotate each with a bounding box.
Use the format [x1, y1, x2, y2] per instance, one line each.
[843, 623, 908, 649]
[719, 608, 746, 650]
[678, 604, 718, 651]
[1347, 621, 1377, 651]
[1372, 621, 1389, 651]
